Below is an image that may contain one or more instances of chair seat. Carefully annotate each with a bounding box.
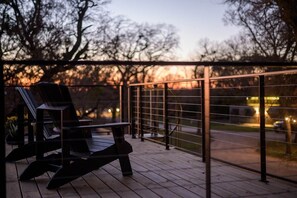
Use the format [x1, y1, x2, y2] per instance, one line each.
[86, 137, 114, 153]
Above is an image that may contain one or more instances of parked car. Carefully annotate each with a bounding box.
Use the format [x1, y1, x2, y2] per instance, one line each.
[273, 118, 297, 133]
[273, 120, 285, 133]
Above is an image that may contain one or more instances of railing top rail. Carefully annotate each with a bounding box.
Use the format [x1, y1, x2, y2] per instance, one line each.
[210, 68, 297, 80]
[4, 84, 120, 88]
[1, 60, 297, 66]
[129, 68, 297, 87]
[129, 77, 205, 87]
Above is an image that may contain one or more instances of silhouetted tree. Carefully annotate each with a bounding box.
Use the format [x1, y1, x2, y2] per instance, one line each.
[95, 17, 179, 85]
[224, 0, 297, 62]
[0, 0, 110, 83]
[193, 1, 297, 63]
[192, 0, 297, 79]
[275, 0, 297, 43]
[192, 36, 261, 80]
[91, 17, 179, 120]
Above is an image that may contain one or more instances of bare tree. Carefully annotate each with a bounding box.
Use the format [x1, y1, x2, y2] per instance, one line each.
[1, 0, 179, 121]
[91, 17, 179, 121]
[224, 0, 297, 62]
[192, 0, 297, 79]
[275, 0, 297, 43]
[191, 35, 261, 79]
[95, 17, 179, 85]
[1, 0, 110, 83]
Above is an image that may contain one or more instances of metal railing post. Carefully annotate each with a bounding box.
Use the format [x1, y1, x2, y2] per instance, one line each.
[153, 84, 158, 135]
[204, 66, 211, 198]
[119, 84, 125, 122]
[137, 86, 144, 141]
[200, 80, 206, 162]
[128, 86, 136, 138]
[163, 83, 169, 150]
[259, 75, 267, 183]
[150, 87, 153, 133]
[0, 61, 6, 197]
[136, 87, 139, 138]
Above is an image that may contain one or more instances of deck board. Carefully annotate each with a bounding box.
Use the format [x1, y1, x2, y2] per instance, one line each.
[5, 135, 297, 197]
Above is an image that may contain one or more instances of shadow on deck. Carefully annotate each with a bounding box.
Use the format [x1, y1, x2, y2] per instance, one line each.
[6, 135, 297, 198]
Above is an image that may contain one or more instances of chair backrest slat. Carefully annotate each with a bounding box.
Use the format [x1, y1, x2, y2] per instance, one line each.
[16, 87, 37, 118]
[16, 87, 52, 138]
[36, 82, 89, 153]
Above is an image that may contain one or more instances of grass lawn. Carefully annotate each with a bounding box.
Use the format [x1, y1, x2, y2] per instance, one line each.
[151, 122, 284, 158]
[169, 132, 202, 154]
[265, 141, 297, 161]
[211, 122, 273, 132]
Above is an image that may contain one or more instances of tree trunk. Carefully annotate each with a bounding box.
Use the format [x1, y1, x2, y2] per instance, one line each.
[285, 119, 292, 155]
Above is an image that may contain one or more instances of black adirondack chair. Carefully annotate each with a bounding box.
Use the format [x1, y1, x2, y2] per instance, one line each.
[5, 87, 61, 162]
[19, 82, 133, 189]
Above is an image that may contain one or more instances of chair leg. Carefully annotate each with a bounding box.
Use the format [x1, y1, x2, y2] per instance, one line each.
[118, 154, 133, 176]
[47, 160, 85, 189]
[6, 142, 37, 162]
[47, 144, 132, 189]
[6, 140, 61, 162]
[47, 154, 117, 189]
[20, 161, 51, 181]
[111, 127, 133, 176]
[19, 153, 61, 180]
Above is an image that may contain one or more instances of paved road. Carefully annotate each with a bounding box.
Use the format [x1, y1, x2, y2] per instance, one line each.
[209, 130, 297, 182]
[162, 124, 297, 182]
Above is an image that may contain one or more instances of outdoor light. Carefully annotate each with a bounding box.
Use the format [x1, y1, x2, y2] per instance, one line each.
[285, 117, 289, 121]
[116, 108, 120, 112]
[108, 109, 112, 113]
[254, 107, 259, 115]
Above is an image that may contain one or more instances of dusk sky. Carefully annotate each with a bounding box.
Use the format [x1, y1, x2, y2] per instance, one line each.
[107, 0, 242, 60]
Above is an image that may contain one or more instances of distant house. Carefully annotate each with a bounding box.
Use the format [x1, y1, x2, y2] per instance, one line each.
[229, 96, 280, 124]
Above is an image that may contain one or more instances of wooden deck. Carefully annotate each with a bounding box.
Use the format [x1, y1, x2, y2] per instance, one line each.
[5, 135, 297, 198]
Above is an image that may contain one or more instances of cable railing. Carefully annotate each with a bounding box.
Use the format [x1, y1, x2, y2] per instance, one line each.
[2, 60, 297, 198]
[129, 66, 297, 186]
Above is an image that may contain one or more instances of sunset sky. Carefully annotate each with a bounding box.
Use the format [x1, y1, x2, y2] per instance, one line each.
[108, 0, 242, 60]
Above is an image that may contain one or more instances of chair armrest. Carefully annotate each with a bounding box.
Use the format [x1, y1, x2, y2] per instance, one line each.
[64, 122, 130, 130]
[79, 119, 92, 125]
[37, 104, 69, 111]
